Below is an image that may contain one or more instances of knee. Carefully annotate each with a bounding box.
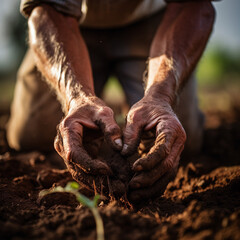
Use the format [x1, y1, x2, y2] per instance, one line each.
[6, 119, 55, 152]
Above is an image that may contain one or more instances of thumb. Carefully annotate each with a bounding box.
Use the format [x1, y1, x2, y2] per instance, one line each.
[95, 107, 122, 151]
[122, 111, 145, 156]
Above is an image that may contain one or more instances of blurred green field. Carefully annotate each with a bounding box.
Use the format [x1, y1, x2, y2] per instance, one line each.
[197, 47, 240, 87]
[196, 47, 240, 127]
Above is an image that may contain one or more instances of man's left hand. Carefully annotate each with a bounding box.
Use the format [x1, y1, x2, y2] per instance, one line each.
[122, 96, 186, 202]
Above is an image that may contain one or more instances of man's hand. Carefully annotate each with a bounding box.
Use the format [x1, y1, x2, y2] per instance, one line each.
[122, 1, 214, 203]
[122, 97, 186, 202]
[54, 95, 123, 191]
[28, 5, 128, 196]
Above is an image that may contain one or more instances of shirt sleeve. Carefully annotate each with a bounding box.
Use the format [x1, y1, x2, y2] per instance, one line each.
[20, 0, 83, 19]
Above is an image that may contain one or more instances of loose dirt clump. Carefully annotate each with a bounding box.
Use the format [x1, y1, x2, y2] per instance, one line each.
[0, 106, 240, 240]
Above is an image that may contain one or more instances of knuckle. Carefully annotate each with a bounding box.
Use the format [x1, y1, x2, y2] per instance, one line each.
[61, 117, 82, 134]
[127, 110, 141, 124]
[98, 106, 114, 119]
[106, 124, 120, 135]
[61, 117, 72, 130]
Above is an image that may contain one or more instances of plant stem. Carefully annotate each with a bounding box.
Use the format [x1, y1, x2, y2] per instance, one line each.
[39, 182, 105, 240]
[91, 207, 104, 240]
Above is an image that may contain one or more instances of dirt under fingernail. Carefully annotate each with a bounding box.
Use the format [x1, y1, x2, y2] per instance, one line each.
[114, 138, 123, 148]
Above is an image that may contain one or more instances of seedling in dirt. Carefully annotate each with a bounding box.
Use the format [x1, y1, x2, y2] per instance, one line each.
[39, 182, 104, 240]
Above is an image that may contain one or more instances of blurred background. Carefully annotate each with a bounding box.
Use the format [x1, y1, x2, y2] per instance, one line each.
[0, 0, 239, 129]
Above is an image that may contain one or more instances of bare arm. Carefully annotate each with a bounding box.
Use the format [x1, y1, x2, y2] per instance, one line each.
[28, 4, 122, 187]
[123, 2, 215, 202]
[28, 4, 94, 111]
[146, 1, 215, 104]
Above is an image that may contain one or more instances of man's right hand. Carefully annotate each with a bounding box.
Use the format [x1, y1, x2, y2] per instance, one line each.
[54, 95, 123, 191]
[27, 4, 125, 194]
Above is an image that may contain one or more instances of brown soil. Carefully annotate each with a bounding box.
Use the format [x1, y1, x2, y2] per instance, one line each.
[0, 107, 240, 240]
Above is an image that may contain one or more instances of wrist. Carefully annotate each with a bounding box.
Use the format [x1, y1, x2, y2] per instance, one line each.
[63, 83, 95, 113]
[140, 93, 172, 112]
[144, 82, 176, 107]
[145, 56, 179, 106]
[68, 93, 95, 111]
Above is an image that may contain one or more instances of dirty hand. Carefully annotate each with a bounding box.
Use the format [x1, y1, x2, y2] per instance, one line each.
[54, 95, 122, 191]
[122, 97, 186, 202]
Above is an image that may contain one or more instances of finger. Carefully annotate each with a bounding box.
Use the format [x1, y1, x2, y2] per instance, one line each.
[129, 155, 180, 189]
[130, 136, 183, 188]
[67, 162, 95, 191]
[70, 147, 112, 175]
[122, 111, 146, 156]
[138, 130, 155, 155]
[128, 169, 177, 203]
[67, 162, 107, 194]
[60, 121, 112, 175]
[132, 131, 175, 172]
[94, 107, 123, 151]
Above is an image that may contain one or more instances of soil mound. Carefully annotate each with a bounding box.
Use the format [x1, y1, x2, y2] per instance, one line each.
[0, 108, 240, 240]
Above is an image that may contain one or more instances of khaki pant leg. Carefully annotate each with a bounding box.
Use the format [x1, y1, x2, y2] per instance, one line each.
[6, 49, 63, 152]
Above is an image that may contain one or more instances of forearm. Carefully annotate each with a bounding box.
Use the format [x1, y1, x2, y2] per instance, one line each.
[28, 4, 94, 112]
[146, 2, 215, 105]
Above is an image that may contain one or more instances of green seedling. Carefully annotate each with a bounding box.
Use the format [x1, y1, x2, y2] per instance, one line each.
[39, 182, 104, 240]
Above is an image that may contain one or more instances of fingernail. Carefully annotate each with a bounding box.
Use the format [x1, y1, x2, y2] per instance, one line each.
[114, 138, 122, 148]
[122, 144, 129, 154]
